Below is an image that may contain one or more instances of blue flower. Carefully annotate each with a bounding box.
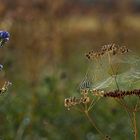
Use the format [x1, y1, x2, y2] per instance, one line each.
[0, 31, 10, 39]
[0, 31, 10, 47]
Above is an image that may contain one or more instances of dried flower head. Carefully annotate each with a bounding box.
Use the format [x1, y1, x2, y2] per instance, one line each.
[0, 81, 12, 95]
[86, 88, 140, 99]
[91, 89, 104, 97]
[64, 96, 90, 110]
[103, 89, 140, 98]
[104, 135, 111, 140]
[85, 44, 130, 60]
[85, 50, 105, 60]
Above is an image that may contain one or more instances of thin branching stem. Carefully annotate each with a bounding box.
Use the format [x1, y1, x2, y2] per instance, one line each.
[133, 111, 137, 140]
[73, 106, 84, 113]
[107, 53, 139, 139]
[115, 98, 134, 132]
[88, 97, 101, 111]
[108, 53, 120, 90]
[84, 110, 105, 138]
[134, 97, 140, 112]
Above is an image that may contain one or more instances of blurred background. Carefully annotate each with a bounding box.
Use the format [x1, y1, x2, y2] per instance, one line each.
[0, 0, 140, 140]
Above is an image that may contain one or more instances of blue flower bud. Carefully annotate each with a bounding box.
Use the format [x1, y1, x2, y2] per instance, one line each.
[0, 31, 10, 39]
[0, 31, 10, 47]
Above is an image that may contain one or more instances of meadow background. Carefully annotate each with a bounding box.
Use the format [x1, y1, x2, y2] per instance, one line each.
[0, 0, 140, 140]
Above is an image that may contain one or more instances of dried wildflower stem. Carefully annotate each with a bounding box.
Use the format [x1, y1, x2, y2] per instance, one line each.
[80, 103, 86, 112]
[107, 53, 138, 138]
[117, 98, 139, 140]
[111, 66, 120, 90]
[88, 97, 101, 111]
[84, 102, 88, 111]
[73, 107, 84, 113]
[108, 53, 120, 90]
[132, 104, 139, 140]
[84, 110, 104, 138]
[116, 98, 134, 132]
[135, 98, 140, 112]
[133, 111, 137, 140]
[108, 53, 132, 127]
[121, 98, 133, 112]
[104, 50, 138, 135]
[95, 58, 103, 70]
[98, 50, 135, 133]
[138, 96, 140, 110]
[116, 96, 135, 132]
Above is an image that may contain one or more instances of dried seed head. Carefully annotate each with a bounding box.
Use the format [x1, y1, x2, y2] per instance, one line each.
[64, 95, 91, 110]
[101, 43, 118, 55]
[80, 89, 89, 96]
[81, 96, 90, 104]
[64, 98, 71, 108]
[85, 50, 105, 60]
[103, 89, 140, 98]
[91, 89, 104, 97]
[104, 135, 111, 140]
[119, 46, 129, 54]
[0, 81, 12, 95]
[64, 96, 83, 109]
[85, 44, 130, 60]
[85, 53, 91, 60]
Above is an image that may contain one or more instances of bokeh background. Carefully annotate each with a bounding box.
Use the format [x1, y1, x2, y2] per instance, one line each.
[0, 0, 140, 140]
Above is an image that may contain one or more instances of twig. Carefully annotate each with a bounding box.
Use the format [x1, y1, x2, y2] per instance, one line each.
[84, 110, 105, 138]
[133, 112, 137, 140]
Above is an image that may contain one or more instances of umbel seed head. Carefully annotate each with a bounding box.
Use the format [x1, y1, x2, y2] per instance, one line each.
[85, 44, 130, 60]
[0, 81, 12, 95]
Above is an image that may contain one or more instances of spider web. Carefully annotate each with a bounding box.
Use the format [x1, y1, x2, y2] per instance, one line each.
[79, 50, 140, 92]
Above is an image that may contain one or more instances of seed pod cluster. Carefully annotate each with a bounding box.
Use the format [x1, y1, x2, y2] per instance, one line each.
[85, 44, 129, 60]
[0, 81, 12, 95]
[64, 96, 90, 110]
[91, 89, 104, 97]
[104, 135, 111, 140]
[103, 89, 140, 98]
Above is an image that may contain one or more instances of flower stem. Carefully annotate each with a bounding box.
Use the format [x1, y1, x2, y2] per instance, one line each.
[133, 112, 137, 140]
[84, 110, 104, 138]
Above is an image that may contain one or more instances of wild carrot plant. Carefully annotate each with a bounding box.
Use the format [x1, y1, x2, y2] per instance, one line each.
[64, 44, 140, 140]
